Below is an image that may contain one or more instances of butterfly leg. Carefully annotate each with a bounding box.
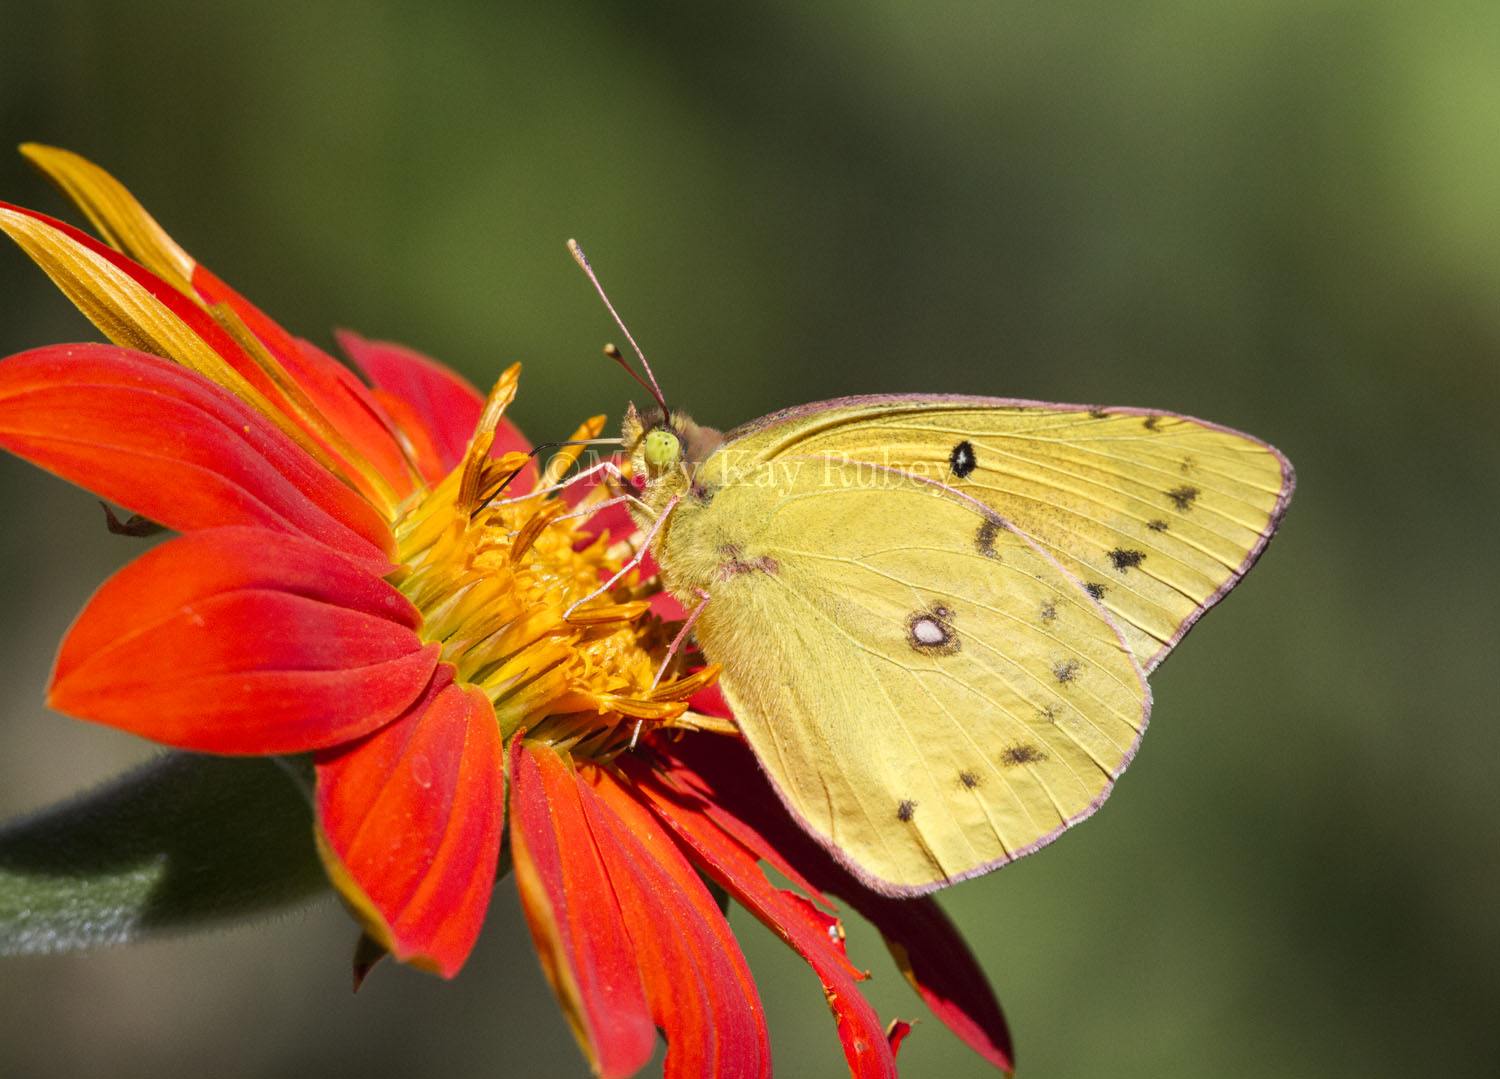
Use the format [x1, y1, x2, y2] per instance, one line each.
[552, 470, 646, 527]
[563, 491, 680, 619]
[652, 587, 710, 690]
[627, 588, 711, 750]
[537, 459, 656, 533]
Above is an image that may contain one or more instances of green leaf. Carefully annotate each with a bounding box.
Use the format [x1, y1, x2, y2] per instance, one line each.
[0, 752, 330, 955]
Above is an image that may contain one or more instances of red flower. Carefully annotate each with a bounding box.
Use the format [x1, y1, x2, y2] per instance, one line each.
[0, 146, 1013, 1075]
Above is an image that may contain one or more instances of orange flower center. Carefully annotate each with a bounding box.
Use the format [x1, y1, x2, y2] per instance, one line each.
[387, 367, 715, 756]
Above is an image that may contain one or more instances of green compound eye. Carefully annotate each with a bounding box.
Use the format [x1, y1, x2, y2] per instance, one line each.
[642, 428, 682, 470]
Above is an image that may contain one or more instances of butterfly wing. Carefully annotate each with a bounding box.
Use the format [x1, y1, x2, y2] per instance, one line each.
[661, 454, 1150, 895]
[717, 396, 1294, 672]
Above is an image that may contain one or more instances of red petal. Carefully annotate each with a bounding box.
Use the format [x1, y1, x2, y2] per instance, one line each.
[338, 330, 539, 492]
[619, 755, 892, 1078]
[686, 681, 732, 720]
[583, 765, 770, 1079]
[2, 195, 416, 509]
[300, 337, 421, 495]
[315, 667, 504, 978]
[642, 738, 834, 908]
[865, 895, 1014, 1074]
[509, 741, 656, 1079]
[191, 266, 417, 498]
[368, 387, 450, 487]
[646, 735, 1015, 1074]
[336, 331, 483, 474]
[50, 527, 438, 754]
[0, 344, 395, 571]
[0, 201, 284, 400]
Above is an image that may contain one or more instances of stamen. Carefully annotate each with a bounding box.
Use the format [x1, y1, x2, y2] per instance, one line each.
[509, 502, 566, 564]
[564, 601, 652, 626]
[458, 366, 521, 513]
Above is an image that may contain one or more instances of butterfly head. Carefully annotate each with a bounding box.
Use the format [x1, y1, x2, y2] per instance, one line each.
[622, 402, 725, 519]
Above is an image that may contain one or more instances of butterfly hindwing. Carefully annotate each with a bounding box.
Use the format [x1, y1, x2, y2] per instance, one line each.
[662, 452, 1149, 894]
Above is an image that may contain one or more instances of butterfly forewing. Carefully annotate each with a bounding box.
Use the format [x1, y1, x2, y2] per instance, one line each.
[721, 396, 1293, 672]
[667, 454, 1149, 895]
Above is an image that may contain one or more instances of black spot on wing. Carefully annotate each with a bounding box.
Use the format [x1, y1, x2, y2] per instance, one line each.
[1147, 519, 1169, 532]
[1143, 415, 1163, 432]
[908, 606, 960, 656]
[949, 440, 977, 479]
[1108, 548, 1146, 572]
[1084, 582, 1106, 600]
[1039, 600, 1058, 623]
[1167, 484, 1200, 511]
[1053, 659, 1081, 684]
[1088, 408, 1110, 419]
[896, 799, 917, 823]
[1000, 744, 1047, 767]
[959, 770, 980, 789]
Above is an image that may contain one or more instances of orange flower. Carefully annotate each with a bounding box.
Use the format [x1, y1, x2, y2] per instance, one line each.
[0, 146, 1013, 1076]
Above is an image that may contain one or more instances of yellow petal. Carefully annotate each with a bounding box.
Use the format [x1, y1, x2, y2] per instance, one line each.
[0, 205, 343, 473]
[21, 143, 197, 295]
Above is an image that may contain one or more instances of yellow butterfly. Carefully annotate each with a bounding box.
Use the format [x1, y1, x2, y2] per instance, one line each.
[570, 243, 1293, 896]
[622, 394, 1293, 896]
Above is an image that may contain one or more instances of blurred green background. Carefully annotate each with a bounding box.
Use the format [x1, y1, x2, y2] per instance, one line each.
[2, 2, 1496, 1076]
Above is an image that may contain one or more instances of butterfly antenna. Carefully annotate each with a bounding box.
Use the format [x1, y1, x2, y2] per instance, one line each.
[568, 239, 668, 413]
